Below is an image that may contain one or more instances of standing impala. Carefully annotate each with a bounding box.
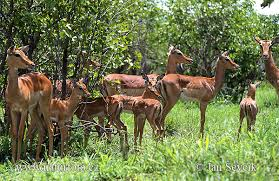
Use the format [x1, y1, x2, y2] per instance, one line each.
[5, 45, 54, 162]
[25, 79, 91, 158]
[238, 82, 259, 139]
[157, 51, 239, 137]
[254, 37, 279, 96]
[103, 46, 193, 96]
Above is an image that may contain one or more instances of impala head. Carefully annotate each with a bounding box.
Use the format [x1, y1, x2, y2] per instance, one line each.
[254, 36, 279, 60]
[246, 80, 260, 98]
[72, 79, 91, 98]
[6, 45, 35, 69]
[219, 51, 239, 70]
[142, 74, 162, 100]
[168, 45, 193, 65]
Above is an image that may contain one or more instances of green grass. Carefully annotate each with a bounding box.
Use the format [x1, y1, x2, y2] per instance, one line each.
[0, 83, 279, 180]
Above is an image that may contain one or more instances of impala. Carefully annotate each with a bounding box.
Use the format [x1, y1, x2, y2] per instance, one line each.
[238, 82, 259, 139]
[157, 51, 239, 137]
[77, 74, 164, 148]
[5, 45, 54, 162]
[254, 36, 279, 96]
[25, 79, 91, 157]
[102, 46, 192, 96]
[75, 96, 128, 152]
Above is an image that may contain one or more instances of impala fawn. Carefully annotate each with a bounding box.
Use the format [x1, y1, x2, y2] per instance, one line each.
[5, 45, 53, 162]
[238, 82, 260, 139]
[25, 79, 90, 157]
[75, 96, 129, 152]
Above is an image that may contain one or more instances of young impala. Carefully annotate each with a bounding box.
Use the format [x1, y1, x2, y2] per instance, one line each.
[103, 46, 192, 96]
[5, 45, 54, 162]
[238, 82, 259, 139]
[254, 36, 279, 97]
[77, 74, 164, 148]
[75, 96, 128, 152]
[25, 79, 91, 158]
[157, 51, 239, 137]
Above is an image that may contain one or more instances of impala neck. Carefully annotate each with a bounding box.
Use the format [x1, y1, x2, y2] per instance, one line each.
[166, 55, 177, 74]
[67, 90, 82, 114]
[7, 68, 19, 94]
[247, 92, 255, 100]
[214, 60, 225, 94]
[264, 51, 278, 78]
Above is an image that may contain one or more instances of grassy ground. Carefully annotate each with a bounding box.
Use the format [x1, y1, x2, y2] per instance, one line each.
[0, 83, 278, 180]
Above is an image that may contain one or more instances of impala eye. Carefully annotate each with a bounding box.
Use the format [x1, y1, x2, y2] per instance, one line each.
[177, 52, 182, 55]
[79, 87, 83, 90]
[15, 54, 20, 57]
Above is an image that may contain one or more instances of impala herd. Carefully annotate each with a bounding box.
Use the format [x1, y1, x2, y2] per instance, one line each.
[4, 37, 279, 163]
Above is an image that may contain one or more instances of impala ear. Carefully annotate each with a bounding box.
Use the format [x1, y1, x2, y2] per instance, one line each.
[72, 79, 78, 87]
[255, 81, 261, 88]
[142, 74, 149, 86]
[246, 79, 252, 85]
[7, 45, 15, 54]
[82, 75, 89, 85]
[19, 45, 29, 54]
[271, 36, 279, 46]
[156, 74, 165, 82]
[254, 36, 261, 44]
[222, 51, 229, 57]
[169, 45, 175, 54]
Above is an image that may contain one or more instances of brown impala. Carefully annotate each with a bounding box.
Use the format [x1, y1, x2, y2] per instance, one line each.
[102, 46, 193, 96]
[254, 36, 279, 96]
[157, 51, 239, 137]
[5, 46, 54, 162]
[238, 81, 260, 139]
[25, 79, 91, 158]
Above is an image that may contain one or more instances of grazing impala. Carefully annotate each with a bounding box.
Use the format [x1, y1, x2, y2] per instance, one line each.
[157, 51, 239, 137]
[254, 36, 279, 96]
[5, 45, 54, 162]
[102, 46, 192, 96]
[25, 79, 91, 157]
[238, 82, 259, 139]
[75, 96, 128, 152]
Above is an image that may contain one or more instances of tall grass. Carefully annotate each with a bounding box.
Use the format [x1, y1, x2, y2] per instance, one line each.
[0, 83, 278, 180]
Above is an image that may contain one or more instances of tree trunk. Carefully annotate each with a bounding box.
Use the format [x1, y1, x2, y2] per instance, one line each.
[61, 39, 69, 100]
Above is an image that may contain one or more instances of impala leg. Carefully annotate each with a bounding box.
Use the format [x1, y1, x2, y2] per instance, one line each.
[247, 117, 252, 132]
[199, 102, 208, 138]
[238, 108, 245, 140]
[40, 102, 54, 157]
[17, 111, 28, 161]
[59, 121, 67, 157]
[10, 111, 20, 163]
[138, 117, 146, 147]
[24, 118, 37, 157]
[134, 115, 139, 148]
[97, 116, 105, 137]
[35, 119, 45, 161]
[161, 96, 180, 136]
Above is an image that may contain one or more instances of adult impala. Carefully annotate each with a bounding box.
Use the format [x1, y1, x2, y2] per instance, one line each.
[103, 46, 193, 96]
[157, 51, 239, 137]
[5, 45, 54, 162]
[254, 36, 279, 96]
